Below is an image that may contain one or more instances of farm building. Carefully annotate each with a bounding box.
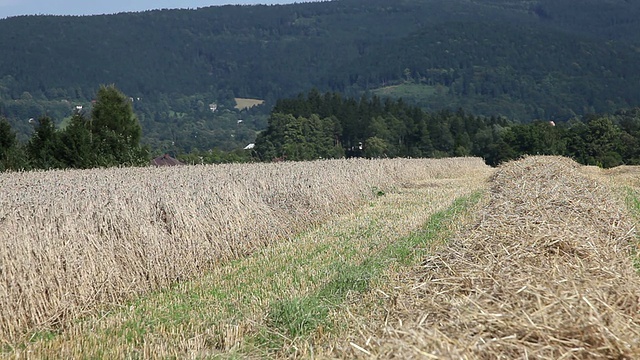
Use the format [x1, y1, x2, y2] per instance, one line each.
[150, 154, 184, 167]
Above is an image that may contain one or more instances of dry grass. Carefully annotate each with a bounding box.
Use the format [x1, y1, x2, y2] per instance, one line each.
[234, 98, 265, 110]
[4, 157, 492, 359]
[0, 157, 486, 349]
[581, 164, 640, 191]
[14, 155, 637, 359]
[326, 156, 640, 359]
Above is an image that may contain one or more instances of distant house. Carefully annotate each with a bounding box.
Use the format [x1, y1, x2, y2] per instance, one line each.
[151, 154, 184, 167]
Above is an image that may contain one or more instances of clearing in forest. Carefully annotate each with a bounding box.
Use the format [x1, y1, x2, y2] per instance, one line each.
[234, 98, 265, 110]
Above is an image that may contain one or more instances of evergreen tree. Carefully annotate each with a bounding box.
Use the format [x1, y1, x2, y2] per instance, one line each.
[282, 116, 307, 160]
[59, 112, 95, 169]
[254, 112, 292, 161]
[0, 118, 31, 171]
[0, 117, 16, 153]
[91, 85, 148, 166]
[584, 116, 624, 168]
[26, 116, 64, 169]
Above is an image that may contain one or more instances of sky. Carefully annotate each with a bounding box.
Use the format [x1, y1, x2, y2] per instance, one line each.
[0, 0, 324, 19]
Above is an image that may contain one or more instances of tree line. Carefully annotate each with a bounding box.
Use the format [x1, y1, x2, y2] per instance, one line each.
[0, 85, 148, 171]
[3, 88, 640, 172]
[254, 90, 640, 168]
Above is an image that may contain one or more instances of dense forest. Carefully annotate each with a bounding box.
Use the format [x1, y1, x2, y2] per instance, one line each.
[1, 0, 640, 156]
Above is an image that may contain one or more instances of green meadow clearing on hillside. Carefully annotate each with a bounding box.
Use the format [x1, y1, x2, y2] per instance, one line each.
[371, 83, 439, 100]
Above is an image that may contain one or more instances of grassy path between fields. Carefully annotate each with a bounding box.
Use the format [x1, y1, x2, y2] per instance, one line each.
[7, 169, 492, 359]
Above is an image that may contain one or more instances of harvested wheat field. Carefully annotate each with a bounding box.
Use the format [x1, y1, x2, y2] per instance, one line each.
[581, 164, 640, 192]
[327, 156, 640, 359]
[4, 155, 640, 359]
[0, 157, 488, 354]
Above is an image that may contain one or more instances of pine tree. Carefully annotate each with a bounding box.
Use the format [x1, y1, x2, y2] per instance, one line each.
[0, 118, 17, 171]
[91, 85, 148, 166]
[59, 113, 95, 169]
[26, 116, 64, 169]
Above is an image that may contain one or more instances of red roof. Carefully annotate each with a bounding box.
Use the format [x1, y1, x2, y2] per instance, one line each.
[151, 154, 184, 167]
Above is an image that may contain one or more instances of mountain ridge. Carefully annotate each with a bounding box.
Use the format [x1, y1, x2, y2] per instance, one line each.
[1, 0, 639, 152]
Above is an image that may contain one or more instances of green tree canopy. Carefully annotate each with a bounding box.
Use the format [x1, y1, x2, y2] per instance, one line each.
[58, 113, 96, 169]
[26, 116, 64, 170]
[0, 117, 27, 171]
[91, 85, 148, 166]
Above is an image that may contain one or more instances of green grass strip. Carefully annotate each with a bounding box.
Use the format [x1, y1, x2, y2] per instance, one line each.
[5, 188, 485, 359]
[251, 191, 483, 356]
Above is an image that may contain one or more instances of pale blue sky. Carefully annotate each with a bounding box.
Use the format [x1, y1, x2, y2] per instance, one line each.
[0, 0, 324, 19]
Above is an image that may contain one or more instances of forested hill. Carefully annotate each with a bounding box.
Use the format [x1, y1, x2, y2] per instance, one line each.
[1, 0, 640, 153]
